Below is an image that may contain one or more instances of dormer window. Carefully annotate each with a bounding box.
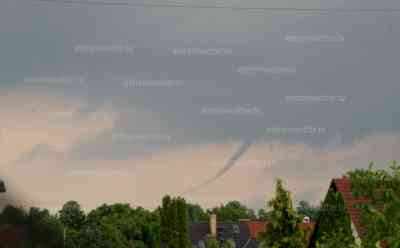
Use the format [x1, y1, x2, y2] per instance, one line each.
[232, 224, 240, 234]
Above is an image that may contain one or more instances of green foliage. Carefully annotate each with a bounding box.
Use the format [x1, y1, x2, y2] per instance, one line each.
[59, 201, 86, 231]
[0, 205, 26, 225]
[314, 188, 355, 246]
[187, 203, 208, 222]
[205, 236, 236, 248]
[27, 207, 64, 248]
[316, 229, 360, 248]
[64, 228, 81, 248]
[73, 220, 129, 248]
[205, 236, 220, 248]
[209, 201, 255, 222]
[176, 198, 189, 248]
[257, 208, 273, 221]
[160, 195, 173, 247]
[160, 195, 189, 248]
[347, 161, 400, 247]
[65, 203, 160, 248]
[0, 205, 64, 247]
[258, 179, 307, 248]
[296, 200, 320, 221]
[221, 239, 236, 248]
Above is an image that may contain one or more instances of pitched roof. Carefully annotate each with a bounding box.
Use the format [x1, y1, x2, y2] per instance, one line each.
[218, 222, 253, 247]
[332, 178, 389, 248]
[189, 221, 264, 248]
[331, 178, 372, 237]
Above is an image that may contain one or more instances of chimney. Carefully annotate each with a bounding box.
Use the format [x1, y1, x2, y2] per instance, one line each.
[209, 214, 217, 237]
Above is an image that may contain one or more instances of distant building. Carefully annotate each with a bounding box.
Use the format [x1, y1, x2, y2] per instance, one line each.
[189, 214, 265, 248]
[189, 214, 315, 248]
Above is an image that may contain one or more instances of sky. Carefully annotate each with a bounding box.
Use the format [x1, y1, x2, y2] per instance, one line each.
[0, 0, 399, 212]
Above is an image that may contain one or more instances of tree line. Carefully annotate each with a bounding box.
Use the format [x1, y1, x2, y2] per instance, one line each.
[0, 195, 317, 248]
[1, 162, 397, 247]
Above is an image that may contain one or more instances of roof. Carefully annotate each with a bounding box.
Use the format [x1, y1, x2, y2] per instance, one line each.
[331, 178, 372, 237]
[188, 222, 209, 245]
[331, 178, 388, 248]
[189, 221, 264, 248]
[247, 221, 266, 239]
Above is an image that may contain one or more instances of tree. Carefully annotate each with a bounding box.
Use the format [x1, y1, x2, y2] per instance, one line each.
[296, 200, 320, 221]
[0, 205, 26, 225]
[204, 236, 236, 248]
[316, 230, 360, 248]
[347, 161, 400, 247]
[205, 236, 220, 248]
[222, 239, 236, 248]
[64, 228, 81, 248]
[257, 208, 273, 221]
[83, 203, 160, 248]
[160, 195, 189, 248]
[27, 207, 64, 248]
[169, 198, 179, 248]
[59, 201, 86, 231]
[210, 201, 254, 222]
[176, 197, 189, 248]
[77, 220, 129, 248]
[313, 188, 355, 247]
[186, 203, 208, 222]
[0, 205, 64, 247]
[258, 179, 307, 248]
[160, 196, 173, 247]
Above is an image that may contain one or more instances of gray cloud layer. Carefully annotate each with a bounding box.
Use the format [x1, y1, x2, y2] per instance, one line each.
[1, 0, 400, 211]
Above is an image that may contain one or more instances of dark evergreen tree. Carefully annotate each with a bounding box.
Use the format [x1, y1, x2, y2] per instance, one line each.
[176, 197, 189, 248]
[314, 188, 355, 246]
[59, 201, 86, 231]
[160, 196, 189, 248]
[160, 195, 173, 247]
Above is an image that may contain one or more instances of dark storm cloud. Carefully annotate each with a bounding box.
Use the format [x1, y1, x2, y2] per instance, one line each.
[1, 0, 400, 209]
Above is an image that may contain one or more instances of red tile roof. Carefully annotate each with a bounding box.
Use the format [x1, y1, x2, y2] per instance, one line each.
[297, 222, 316, 230]
[332, 178, 388, 248]
[245, 221, 315, 242]
[246, 221, 266, 239]
[332, 178, 371, 237]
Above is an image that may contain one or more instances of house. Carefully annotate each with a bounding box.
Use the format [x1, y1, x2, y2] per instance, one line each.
[313, 178, 387, 248]
[189, 214, 315, 248]
[189, 214, 266, 248]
